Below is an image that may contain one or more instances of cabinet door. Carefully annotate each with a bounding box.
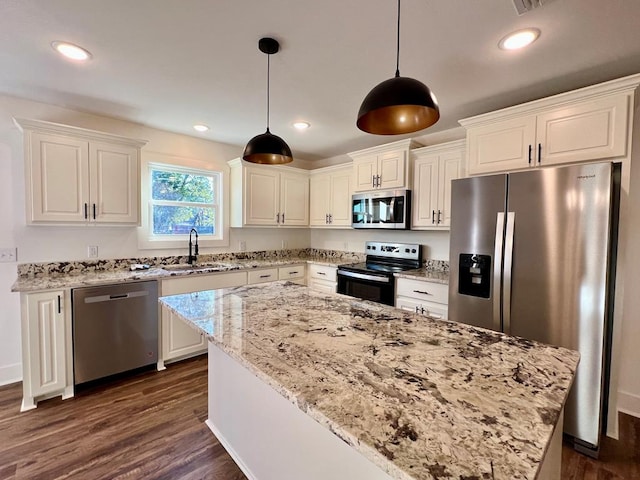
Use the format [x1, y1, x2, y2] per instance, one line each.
[467, 116, 536, 175]
[412, 155, 439, 228]
[438, 151, 463, 227]
[352, 156, 378, 192]
[378, 150, 406, 189]
[89, 142, 139, 224]
[29, 132, 89, 223]
[329, 169, 353, 226]
[244, 167, 280, 225]
[26, 291, 66, 396]
[536, 94, 629, 166]
[309, 174, 331, 226]
[280, 171, 309, 226]
[161, 271, 247, 362]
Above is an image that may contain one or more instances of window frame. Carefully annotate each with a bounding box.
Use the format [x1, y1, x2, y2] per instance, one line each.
[138, 154, 229, 250]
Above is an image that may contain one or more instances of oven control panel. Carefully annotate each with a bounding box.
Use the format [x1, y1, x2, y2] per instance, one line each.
[365, 241, 421, 261]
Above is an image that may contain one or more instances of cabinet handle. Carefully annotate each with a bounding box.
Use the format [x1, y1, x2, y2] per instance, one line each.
[432, 210, 436, 224]
[259, 274, 272, 278]
[276, 213, 280, 223]
[282, 212, 285, 223]
[538, 143, 542, 164]
[421, 307, 426, 315]
[84, 203, 88, 219]
[326, 214, 329, 224]
[437, 210, 442, 224]
[317, 271, 326, 276]
[415, 306, 420, 313]
[92, 203, 96, 220]
[57, 295, 61, 314]
[372, 175, 376, 188]
[376, 174, 381, 187]
[413, 289, 432, 296]
[328, 213, 332, 224]
[528, 144, 532, 165]
[289, 271, 299, 275]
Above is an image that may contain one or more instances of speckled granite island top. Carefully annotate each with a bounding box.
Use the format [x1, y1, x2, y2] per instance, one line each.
[159, 281, 579, 480]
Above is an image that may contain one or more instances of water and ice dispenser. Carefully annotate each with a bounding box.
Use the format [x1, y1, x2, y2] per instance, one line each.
[458, 254, 491, 298]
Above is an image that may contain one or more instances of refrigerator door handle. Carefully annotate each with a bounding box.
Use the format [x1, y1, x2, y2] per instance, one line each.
[502, 212, 516, 335]
[493, 212, 506, 332]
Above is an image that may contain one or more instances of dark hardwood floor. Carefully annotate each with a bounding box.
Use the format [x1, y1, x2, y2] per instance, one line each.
[0, 356, 638, 479]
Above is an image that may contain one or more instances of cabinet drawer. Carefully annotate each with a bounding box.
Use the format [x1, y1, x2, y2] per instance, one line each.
[396, 278, 448, 304]
[279, 264, 305, 280]
[308, 264, 337, 282]
[248, 268, 279, 284]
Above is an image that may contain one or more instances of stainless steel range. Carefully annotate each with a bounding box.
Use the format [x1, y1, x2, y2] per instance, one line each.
[337, 241, 422, 306]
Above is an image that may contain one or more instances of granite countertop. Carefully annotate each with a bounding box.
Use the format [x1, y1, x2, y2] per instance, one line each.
[10, 255, 346, 293]
[159, 281, 579, 480]
[394, 268, 449, 284]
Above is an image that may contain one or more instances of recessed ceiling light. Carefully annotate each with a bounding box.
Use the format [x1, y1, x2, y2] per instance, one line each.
[293, 121, 310, 130]
[498, 28, 541, 50]
[51, 41, 92, 61]
[193, 124, 210, 132]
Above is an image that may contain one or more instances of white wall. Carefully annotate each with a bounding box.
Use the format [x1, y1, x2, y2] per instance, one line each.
[310, 229, 450, 260]
[0, 94, 312, 384]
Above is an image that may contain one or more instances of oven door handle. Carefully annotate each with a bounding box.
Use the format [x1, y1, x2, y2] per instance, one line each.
[337, 270, 390, 283]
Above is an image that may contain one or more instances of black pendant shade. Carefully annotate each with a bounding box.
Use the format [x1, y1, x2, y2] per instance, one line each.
[243, 128, 293, 165]
[357, 75, 440, 135]
[243, 37, 293, 165]
[357, 0, 440, 135]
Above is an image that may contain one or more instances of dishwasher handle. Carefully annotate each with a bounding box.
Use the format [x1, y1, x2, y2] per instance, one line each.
[83, 290, 150, 304]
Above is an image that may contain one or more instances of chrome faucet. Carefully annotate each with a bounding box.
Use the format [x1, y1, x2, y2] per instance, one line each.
[188, 228, 199, 265]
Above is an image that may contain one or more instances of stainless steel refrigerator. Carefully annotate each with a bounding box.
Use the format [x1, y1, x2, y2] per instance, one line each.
[448, 162, 619, 456]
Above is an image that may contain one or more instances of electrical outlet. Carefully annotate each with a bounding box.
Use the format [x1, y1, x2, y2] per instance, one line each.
[239, 241, 246, 252]
[0, 247, 17, 263]
[88, 245, 99, 258]
[281, 240, 287, 249]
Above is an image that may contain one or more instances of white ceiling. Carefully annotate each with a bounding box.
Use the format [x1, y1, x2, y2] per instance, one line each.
[2, 0, 640, 161]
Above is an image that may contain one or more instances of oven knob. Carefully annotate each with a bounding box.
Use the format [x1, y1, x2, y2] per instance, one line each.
[404, 248, 409, 253]
[412, 249, 416, 253]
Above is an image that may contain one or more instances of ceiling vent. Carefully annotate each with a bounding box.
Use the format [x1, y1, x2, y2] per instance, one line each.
[512, 0, 546, 15]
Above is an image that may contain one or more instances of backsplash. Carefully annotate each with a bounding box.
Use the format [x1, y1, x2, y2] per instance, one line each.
[16, 249, 366, 277]
[424, 259, 449, 272]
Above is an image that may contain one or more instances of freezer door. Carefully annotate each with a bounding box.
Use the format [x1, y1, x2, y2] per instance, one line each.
[448, 174, 507, 330]
[506, 162, 614, 448]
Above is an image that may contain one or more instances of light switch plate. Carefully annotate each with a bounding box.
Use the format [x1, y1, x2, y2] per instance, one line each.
[0, 247, 17, 263]
[239, 241, 246, 251]
[87, 245, 99, 258]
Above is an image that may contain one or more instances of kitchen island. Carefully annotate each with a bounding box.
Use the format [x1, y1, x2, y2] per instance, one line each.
[159, 281, 579, 480]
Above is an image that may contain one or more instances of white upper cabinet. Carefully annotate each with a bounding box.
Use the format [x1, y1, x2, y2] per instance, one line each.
[460, 78, 636, 176]
[15, 119, 146, 225]
[411, 140, 465, 229]
[228, 159, 309, 227]
[349, 139, 419, 192]
[309, 164, 352, 227]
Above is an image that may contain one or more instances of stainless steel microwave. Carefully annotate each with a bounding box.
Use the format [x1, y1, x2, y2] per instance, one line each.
[351, 189, 411, 229]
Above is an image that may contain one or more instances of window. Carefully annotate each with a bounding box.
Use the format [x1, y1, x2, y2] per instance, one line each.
[148, 163, 222, 241]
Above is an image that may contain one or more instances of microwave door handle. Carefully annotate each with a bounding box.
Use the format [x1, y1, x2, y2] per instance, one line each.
[389, 197, 395, 223]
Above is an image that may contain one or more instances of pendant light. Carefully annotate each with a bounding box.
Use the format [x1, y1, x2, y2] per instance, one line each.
[243, 37, 293, 165]
[357, 0, 440, 135]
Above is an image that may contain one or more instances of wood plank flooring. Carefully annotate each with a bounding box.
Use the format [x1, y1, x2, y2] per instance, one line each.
[0, 355, 638, 479]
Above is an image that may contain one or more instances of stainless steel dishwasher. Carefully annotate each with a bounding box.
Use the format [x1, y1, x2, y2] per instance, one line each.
[72, 280, 158, 385]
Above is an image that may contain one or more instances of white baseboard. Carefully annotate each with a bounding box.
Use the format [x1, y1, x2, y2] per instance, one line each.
[0, 363, 22, 386]
[618, 390, 640, 418]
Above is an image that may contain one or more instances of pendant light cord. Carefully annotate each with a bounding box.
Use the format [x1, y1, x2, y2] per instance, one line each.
[395, 0, 401, 78]
[266, 52, 271, 132]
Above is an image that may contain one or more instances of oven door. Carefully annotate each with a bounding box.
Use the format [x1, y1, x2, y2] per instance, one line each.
[337, 269, 395, 306]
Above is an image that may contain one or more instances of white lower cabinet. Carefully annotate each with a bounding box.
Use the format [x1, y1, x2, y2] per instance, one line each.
[20, 290, 73, 411]
[248, 268, 279, 284]
[278, 264, 306, 285]
[395, 278, 448, 320]
[160, 271, 247, 364]
[307, 264, 337, 293]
